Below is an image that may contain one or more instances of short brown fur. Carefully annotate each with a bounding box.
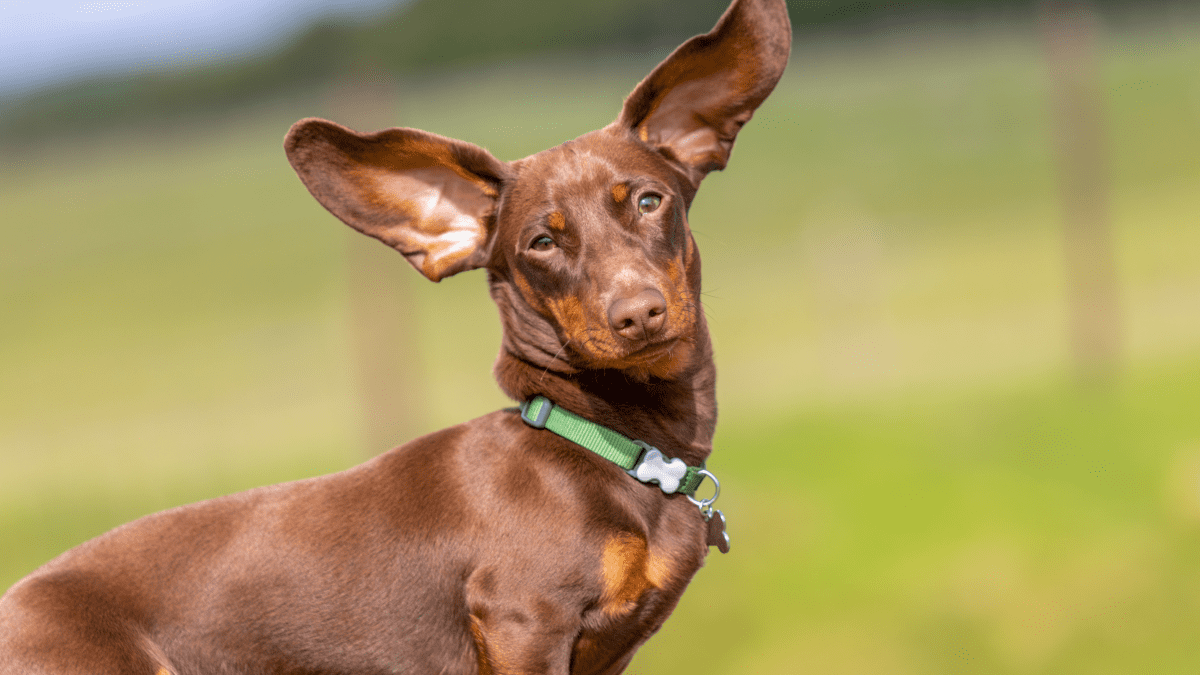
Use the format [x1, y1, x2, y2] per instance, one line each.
[0, 1, 790, 673]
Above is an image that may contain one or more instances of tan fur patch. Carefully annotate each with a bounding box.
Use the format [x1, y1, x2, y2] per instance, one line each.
[600, 533, 655, 617]
[546, 295, 599, 352]
[156, 669, 171, 675]
[646, 552, 673, 588]
[638, 126, 649, 143]
[611, 183, 628, 203]
[548, 211, 566, 231]
[665, 258, 684, 287]
[644, 340, 694, 380]
[469, 615, 494, 675]
[513, 271, 542, 312]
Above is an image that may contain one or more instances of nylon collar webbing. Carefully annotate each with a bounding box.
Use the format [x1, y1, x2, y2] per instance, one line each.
[518, 396, 706, 496]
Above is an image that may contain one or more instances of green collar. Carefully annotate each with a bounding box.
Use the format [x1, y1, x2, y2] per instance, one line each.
[518, 396, 718, 507]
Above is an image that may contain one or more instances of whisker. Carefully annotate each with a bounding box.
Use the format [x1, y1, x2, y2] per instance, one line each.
[538, 340, 572, 384]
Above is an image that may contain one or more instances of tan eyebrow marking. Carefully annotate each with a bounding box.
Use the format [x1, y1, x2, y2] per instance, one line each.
[548, 211, 566, 230]
[611, 183, 628, 203]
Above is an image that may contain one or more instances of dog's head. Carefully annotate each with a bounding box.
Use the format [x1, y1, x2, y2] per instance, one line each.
[285, 0, 790, 383]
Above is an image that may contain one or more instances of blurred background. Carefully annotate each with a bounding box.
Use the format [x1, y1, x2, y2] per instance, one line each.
[2, 0, 1199, 671]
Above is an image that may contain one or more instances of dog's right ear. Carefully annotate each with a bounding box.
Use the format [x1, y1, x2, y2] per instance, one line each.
[285, 118, 509, 282]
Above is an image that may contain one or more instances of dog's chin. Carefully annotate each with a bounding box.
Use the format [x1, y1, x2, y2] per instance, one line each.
[582, 338, 696, 382]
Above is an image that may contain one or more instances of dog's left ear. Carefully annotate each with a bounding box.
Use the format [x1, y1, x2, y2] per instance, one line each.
[616, 0, 790, 187]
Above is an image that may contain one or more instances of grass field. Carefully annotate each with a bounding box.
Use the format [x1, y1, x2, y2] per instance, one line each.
[2, 14, 1200, 674]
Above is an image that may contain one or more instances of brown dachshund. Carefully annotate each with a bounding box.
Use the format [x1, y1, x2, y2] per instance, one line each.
[0, 0, 790, 672]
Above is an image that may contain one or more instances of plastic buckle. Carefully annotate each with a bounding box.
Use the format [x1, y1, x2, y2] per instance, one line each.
[520, 397, 553, 429]
[628, 440, 691, 495]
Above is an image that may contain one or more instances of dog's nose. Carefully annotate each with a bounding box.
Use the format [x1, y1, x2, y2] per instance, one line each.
[608, 289, 667, 340]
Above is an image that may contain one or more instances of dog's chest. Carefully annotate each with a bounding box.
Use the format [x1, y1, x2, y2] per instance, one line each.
[568, 525, 705, 672]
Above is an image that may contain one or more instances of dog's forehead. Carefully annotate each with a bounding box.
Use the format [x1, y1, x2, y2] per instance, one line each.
[509, 130, 677, 203]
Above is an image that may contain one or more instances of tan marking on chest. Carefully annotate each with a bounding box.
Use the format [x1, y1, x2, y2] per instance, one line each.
[645, 551, 673, 588]
[600, 533, 671, 617]
[469, 614, 495, 675]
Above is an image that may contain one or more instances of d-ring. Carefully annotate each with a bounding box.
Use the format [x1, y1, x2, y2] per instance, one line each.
[685, 469, 720, 510]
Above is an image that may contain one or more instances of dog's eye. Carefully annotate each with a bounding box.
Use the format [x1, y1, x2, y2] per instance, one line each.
[637, 194, 662, 215]
[530, 236, 557, 251]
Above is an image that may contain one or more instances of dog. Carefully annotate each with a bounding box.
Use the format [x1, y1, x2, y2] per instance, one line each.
[0, 0, 790, 672]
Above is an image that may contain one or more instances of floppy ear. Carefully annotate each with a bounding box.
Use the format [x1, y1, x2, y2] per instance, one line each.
[616, 0, 790, 186]
[285, 118, 509, 282]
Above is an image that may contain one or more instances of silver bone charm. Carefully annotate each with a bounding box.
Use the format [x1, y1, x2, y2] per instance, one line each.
[631, 448, 688, 494]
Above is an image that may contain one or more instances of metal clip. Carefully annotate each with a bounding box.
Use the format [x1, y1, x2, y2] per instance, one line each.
[685, 469, 720, 516]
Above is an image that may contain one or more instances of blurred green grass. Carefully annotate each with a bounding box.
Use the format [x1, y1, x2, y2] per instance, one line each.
[2, 16, 1200, 674]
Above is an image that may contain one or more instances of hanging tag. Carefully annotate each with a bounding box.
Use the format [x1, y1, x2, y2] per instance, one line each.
[706, 509, 729, 553]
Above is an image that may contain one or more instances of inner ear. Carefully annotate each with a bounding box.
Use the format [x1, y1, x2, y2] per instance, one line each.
[285, 118, 510, 282]
[615, 0, 790, 185]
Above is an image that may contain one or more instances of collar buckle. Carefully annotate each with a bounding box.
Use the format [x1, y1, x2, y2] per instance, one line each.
[519, 397, 553, 429]
[628, 441, 689, 495]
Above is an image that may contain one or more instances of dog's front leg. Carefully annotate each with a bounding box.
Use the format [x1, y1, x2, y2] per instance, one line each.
[465, 591, 578, 675]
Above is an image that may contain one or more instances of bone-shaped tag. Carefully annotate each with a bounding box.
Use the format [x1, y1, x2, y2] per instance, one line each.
[633, 448, 688, 494]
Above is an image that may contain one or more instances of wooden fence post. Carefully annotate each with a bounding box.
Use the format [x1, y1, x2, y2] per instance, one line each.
[1038, 0, 1122, 382]
[328, 68, 428, 454]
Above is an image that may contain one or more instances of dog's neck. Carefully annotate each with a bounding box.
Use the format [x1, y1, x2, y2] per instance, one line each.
[492, 327, 717, 467]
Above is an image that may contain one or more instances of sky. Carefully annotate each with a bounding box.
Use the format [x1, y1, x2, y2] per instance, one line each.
[0, 0, 404, 97]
